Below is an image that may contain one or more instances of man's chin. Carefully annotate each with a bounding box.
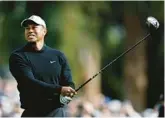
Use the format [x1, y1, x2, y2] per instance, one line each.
[27, 39, 37, 42]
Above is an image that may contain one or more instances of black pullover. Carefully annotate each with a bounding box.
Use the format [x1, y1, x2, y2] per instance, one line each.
[9, 42, 75, 110]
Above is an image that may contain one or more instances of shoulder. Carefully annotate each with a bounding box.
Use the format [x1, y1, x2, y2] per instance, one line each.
[46, 46, 66, 57]
[9, 45, 25, 59]
[11, 47, 23, 54]
[11, 43, 27, 54]
[46, 46, 68, 63]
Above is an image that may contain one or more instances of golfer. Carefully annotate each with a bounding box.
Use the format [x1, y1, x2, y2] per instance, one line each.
[9, 15, 77, 117]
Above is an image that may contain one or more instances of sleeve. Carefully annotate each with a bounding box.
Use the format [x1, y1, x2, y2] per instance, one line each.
[9, 53, 62, 94]
[60, 53, 75, 89]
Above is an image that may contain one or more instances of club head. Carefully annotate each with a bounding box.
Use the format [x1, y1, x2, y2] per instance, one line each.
[146, 16, 160, 29]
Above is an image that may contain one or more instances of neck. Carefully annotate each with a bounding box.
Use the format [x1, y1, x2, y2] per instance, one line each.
[30, 40, 44, 51]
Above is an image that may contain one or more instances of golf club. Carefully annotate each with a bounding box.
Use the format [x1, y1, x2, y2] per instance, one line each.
[75, 16, 160, 92]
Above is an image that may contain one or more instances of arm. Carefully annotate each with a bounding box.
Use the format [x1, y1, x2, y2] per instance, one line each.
[59, 53, 77, 104]
[9, 53, 62, 94]
[60, 53, 75, 89]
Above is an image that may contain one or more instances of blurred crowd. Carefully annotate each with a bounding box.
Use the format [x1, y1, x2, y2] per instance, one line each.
[0, 78, 164, 117]
[0, 78, 23, 117]
[67, 95, 164, 117]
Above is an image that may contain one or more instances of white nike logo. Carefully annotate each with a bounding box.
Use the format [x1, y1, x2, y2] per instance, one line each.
[50, 61, 56, 64]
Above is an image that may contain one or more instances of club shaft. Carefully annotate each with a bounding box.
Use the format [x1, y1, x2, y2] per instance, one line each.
[76, 33, 151, 92]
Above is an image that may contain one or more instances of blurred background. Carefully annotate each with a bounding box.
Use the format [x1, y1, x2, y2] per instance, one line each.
[0, 1, 164, 117]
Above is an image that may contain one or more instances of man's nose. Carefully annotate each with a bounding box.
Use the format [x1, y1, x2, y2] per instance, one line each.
[28, 28, 34, 33]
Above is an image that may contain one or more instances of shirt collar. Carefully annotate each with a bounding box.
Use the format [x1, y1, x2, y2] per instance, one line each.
[25, 42, 47, 52]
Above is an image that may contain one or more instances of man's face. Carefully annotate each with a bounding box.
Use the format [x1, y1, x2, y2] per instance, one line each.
[24, 24, 47, 42]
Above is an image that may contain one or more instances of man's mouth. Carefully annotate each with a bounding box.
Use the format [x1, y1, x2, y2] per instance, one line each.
[28, 34, 35, 38]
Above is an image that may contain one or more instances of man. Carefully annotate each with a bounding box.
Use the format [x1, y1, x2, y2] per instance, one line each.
[9, 15, 77, 117]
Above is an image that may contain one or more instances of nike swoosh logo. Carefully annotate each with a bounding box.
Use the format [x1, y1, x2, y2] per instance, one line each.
[50, 61, 56, 64]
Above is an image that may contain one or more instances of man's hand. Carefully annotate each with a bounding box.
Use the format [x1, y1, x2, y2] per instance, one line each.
[61, 86, 77, 97]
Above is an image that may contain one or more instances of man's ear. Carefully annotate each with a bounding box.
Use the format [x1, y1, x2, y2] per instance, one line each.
[44, 28, 47, 36]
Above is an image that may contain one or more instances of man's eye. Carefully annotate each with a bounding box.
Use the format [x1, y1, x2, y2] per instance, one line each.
[25, 27, 30, 30]
[34, 26, 38, 29]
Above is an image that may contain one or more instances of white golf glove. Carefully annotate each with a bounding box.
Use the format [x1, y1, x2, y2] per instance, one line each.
[60, 94, 72, 105]
[146, 16, 159, 29]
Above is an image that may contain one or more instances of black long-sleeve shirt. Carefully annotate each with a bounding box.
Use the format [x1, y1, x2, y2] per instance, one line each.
[9, 42, 75, 109]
